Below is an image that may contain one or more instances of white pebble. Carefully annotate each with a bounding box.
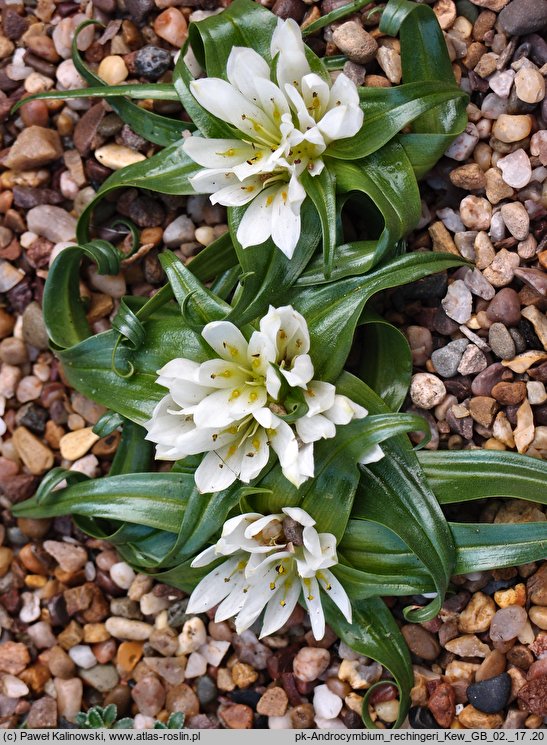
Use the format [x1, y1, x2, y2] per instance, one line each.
[19, 592, 40, 623]
[313, 684, 343, 720]
[184, 651, 207, 679]
[1, 675, 29, 698]
[199, 640, 230, 667]
[178, 617, 207, 654]
[69, 645, 97, 670]
[139, 592, 170, 616]
[110, 561, 136, 590]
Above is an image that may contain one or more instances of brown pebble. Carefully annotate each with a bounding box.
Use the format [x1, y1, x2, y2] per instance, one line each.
[428, 682, 455, 728]
[491, 381, 527, 405]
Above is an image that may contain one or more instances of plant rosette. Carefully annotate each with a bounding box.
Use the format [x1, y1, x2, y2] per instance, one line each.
[10, 0, 547, 730]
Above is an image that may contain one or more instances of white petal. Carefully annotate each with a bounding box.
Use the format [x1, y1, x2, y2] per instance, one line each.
[190, 78, 279, 146]
[211, 176, 265, 208]
[156, 358, 200, 383]
[304, 381, 336, 417]
[281, 353, 314, 389]
[296, 413, 336, 444]
[213, 571, 251, 622]
[260, 304, 310, 361]
[271, 185, 302, 259]
[197, 360, 248, 389]
[284, 83, 316, 131]
[194, 447, 240, 493]
[324, 394, 367, 425]
[183, 137, 256, 168]
[189, 168, 238, 195]
[238, 427, 271, 483]
[266, 366, 283, 400]
[301, 73, 330, 121]
[318, 104, 364, 145]
[260, 575, 301, 638]
[303, 525, 322, 559]
[282, 506, 315, 527]
[193, 386, 267, 429]
[317, 568, 352, 623]
[244, 513, 284, 540]
[227, 46, 271, 96]
[190, 544, 220, 568]
[186, 556, 243, 613]
[329, 72, 360, 109]
[247, 330, 277, 377]
[271, 18, 310, 94]
[358, 444, 385, 465]
[171, 425, 237, 456]
[234, 563, 281, 632]
[281, 441, 314, 487]
[267, 416, 300, 469]
[236, 186, 277, 249]
[202, 321, 249, 363]
[301, 576, 325, 640]
[168, 378, 215, 408]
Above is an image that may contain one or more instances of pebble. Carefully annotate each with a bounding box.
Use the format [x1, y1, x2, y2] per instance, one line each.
[293, 647, 330, 682]
[332, 22, 378, 64]
[26, 205, 76, 243]
[19, 591, 40, 623]
[490, 606, 527, 641]
[410, 373, 446, 409]
[220, 703, 254, 729]
[165, 683, 200, 717]
[444, 634, 491, 657]
[518, 677, 547, 717]
[154, 8, 188, 48]
[427, 682, 455, 728]
[5, 126, 62, 171]
[497, 150, 532, 190]
[515, 67, 545, 105]
[79, 664, 119, 693]
[492, 381, 526, 405]
[377, 47, 401, 84]
[110, 562, 136, 590]
[105, 618, 152, 641]
[185, 652, 207, 679]
[467, 673, 512, 713]
[431, 339, 469, 378]
[257, 687, 288, 717]
[98, 56, 128, 86]
[178, 617, 207, 654]
[401, 624, 441, 661]
[459, 592, 496, 633]
[522, 306, 547, 351]
[68, 645, 98, 670]
[95, 144, 146, 171]
[489, 323, 516, 360]
[529, 606, 547, 630]
[135, 46, 171, 81]
[489, 70, 514, 99]
[460, 196, 491, 230]
[445, 123, 479, 161]
[313, 684, 343, 720]
[131, 675, 166, 716]
[492, 114, 533, 143]
[458, 704, 503, 728]
[483, 249, 520, 288]
[12, 426, 53, 475]
[163, 215, 195, 248]
[54, 677, 83, 722]
[43, 540, 87, 572]
[464, 268, 494, 300]
[88, 266, 126, 298]
[498, 0, 547, 35]
[441, 280, 473, 323]
[200, 640, 231, 667]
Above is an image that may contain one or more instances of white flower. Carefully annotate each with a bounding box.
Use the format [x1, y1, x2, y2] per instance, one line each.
[182, 18, 364, 259]
[144, 305, 382, 494]
[187, 507, 352, 639]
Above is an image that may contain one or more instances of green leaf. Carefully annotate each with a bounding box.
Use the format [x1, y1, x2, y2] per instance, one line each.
[327, 81, 466, 162]
[358, 311, 412, 411]
[380, 0, 468, 177]
[43, 240, 122, 349]
[226, 199, 321, 326]
[12, 83, 179, 110]
[330, 139, 421, 269]
[419, 450, 547, 505]
[323, 595, 413, 729]
[290, 251, 465, 383]
[72, 20, 184, 147]
[77, 142, 199, 244]
[302, 0, 373, 36]
[338, 372, 455, 623]
[300, 168, 337, 278]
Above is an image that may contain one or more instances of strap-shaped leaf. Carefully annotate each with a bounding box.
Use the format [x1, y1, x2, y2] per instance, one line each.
[330, 139, 421, 269]
[419, 450, 547, 505]
[328, 81, 466, 161]
[226, 199, 321, 326]
[12, 83, 179, 110]
[358, 311, 412, 411]
[72, 20, 185, 147]
[324, 596, 413, 729]
[77, 141, 199, 244]
[300, 168, 337, 278]
[338, 372, 455, 623]
[44, 241, 122, 349]
[290, 251, 465, 382]
[379, 0, 468, 177]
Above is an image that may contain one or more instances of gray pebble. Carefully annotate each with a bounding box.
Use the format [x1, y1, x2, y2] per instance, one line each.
[457, 345, 488, 375]
[488, 323, 516, 360]
[464, 268, 495, 300]
[162, 215, 195, 248]
[499, 0, 547, 36]
[431, 339, 469, 378]
[441, 280, 473, 323]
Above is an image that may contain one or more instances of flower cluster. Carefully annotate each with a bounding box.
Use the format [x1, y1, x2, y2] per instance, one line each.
[144, 305, 382, 494]
[182, 18, 364, 258]
[187, 507, 351, 639]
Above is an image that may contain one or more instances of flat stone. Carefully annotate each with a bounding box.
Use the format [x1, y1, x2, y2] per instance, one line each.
[0, 261, 24, 292]
[26, 696, 57, 728]
[489, 323, 516, 360]
[469, 396, 498, 427]
[105, 617, 152, 640]
[401, 624, 441, 661]
[441, 280, 473, 323]
[79, 664, 119, 692]
[445, 635, 491, 657]
[27, 205, 76, 243]
[44, 540, 87, 572]
[54, 677, 82, 723]
[95, 144, 146, 171]
[490, 606, 527, 641]
[12, 426, 53, 475]
[257, 687, 288, 717]
[498, 150, 532, 191]
[445, 123, 479, 161]
[59, 427, 100, 461]
[131, 675, 166, 716]
[458, 705, 503, 728]
[5, 126, 62, 170]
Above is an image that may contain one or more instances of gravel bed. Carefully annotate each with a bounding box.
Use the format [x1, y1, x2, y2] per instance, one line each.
[0, 0, 546, 730]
